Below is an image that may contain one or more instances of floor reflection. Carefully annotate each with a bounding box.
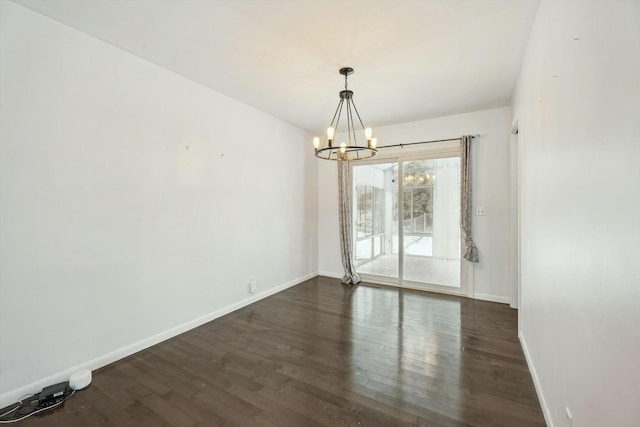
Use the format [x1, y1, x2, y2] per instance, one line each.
[345, 283, 463, 421]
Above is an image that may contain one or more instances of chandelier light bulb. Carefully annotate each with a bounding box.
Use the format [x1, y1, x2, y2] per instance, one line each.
[327, 127, 335, 140]
[340, 142, 347, 154]
[313, 137, 320, 149]
[371, 137, 378, 149]
[365, 127, 373, 139]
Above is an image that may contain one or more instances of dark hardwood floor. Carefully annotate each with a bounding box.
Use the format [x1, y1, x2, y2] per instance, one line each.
[20, 276, 545, 426]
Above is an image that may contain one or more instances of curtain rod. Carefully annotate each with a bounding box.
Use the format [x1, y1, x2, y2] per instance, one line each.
[378, 135, 477, 149]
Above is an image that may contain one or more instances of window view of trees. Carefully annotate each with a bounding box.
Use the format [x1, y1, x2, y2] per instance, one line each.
[403, 187, 433, 234]
[356, 186, 384, 238]
[391, 160, 435, 235]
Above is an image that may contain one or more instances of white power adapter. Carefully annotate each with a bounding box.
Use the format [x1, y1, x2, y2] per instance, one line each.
[69, 369, 92, 390]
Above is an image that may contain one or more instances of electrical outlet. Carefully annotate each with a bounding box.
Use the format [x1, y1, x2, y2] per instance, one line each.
[565, 407, 573, 427]
[475, 206, 487, 216]
[249, 276, 257, 293]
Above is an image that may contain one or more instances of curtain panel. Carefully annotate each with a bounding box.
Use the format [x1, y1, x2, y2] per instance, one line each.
[461, 135, 479, 262]
[338, 161, 361, 284]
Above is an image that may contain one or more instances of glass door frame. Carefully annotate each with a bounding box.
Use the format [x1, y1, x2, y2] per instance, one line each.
[350, 147, 472, 298]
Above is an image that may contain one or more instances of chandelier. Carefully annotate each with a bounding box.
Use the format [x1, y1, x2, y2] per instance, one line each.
[313, 67, 378, 161]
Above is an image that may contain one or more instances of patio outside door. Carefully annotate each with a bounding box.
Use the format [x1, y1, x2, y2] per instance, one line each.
[352, 154, 462, 294]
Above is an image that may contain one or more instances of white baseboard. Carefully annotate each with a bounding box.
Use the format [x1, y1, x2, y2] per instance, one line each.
[0, 272, 316, 409]
[474, 292, 511, 304]
[519, 331, 553, 427]
[318, 270, 342, 279]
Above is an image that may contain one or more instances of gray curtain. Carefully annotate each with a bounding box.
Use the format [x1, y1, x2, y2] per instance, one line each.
[461, 135, 479, 262]
[338, 161, 361, 284]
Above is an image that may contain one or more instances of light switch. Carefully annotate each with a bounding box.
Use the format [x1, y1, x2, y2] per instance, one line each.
[475, 206, 487, 216]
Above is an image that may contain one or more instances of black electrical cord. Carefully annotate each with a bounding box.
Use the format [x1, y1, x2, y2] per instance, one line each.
[0, 394, 37, 419]
[0, 403, 20, 419]
[0, 389, 75, 424]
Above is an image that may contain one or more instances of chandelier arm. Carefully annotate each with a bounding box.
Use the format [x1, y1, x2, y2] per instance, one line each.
[350, 98, 367, 130]
[350, 101, 358, 146]
[329, 99, 342, 129]
[346, 100, 353, 146]
[332, 99, 344, 142]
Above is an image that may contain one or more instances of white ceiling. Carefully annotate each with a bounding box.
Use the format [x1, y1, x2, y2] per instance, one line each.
[14, 0, 539, 133]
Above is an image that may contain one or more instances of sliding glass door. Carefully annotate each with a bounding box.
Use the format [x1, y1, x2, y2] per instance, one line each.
[352, 154, 462, 293]
[401, 158, 460, 287]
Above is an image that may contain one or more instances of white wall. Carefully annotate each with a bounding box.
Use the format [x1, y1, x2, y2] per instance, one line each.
[512, 1, 640, 426]
[0, 1, 317, 406]
[318, 107, 512, 302]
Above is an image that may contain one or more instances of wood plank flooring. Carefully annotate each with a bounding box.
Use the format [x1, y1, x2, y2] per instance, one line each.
[19, 276, 545, 426]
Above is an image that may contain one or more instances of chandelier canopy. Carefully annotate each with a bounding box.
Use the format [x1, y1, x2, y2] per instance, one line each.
[313, 67, 378, 161]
